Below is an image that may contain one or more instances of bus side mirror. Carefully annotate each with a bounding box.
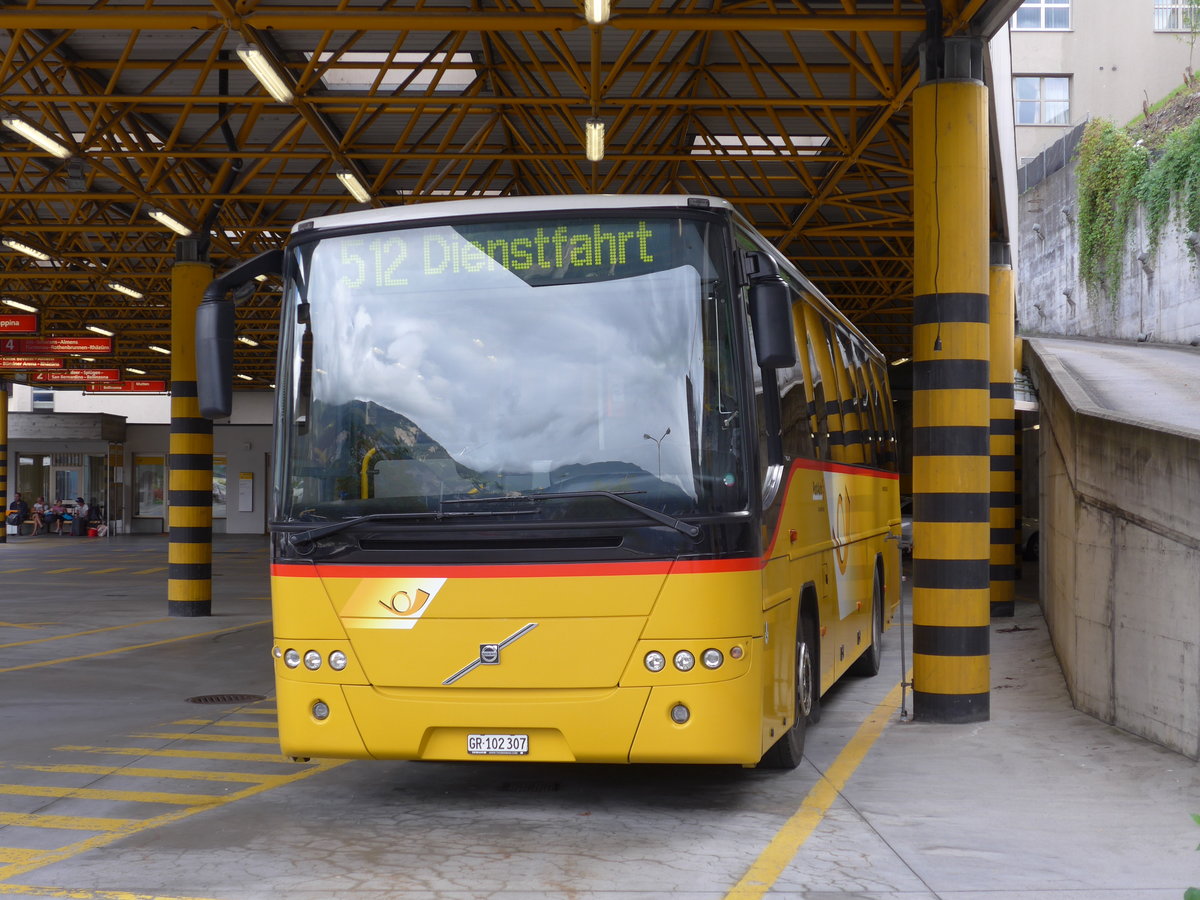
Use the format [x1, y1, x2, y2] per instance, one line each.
[196, 248, 284, 419]
[745, 251, 797, 369]
[197, 300, 235, 418]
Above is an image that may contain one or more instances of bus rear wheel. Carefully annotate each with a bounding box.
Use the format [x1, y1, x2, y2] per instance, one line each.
[759, 612, 817, 769]
[848, 567, 883, 677]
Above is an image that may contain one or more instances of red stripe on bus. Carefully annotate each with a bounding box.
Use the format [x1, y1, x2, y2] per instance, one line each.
[272, 557, 763, 579]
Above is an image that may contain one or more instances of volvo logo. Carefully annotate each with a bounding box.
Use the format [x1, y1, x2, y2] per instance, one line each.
[443, 623, 538, 685]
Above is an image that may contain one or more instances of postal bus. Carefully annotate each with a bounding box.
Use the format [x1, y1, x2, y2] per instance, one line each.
[196, 194, 901, 767]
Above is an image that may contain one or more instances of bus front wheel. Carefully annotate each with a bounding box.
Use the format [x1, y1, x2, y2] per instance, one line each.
[759, 612, 818, 769]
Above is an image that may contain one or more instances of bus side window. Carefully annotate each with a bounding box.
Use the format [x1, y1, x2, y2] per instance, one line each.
[777, 304, 814, 461]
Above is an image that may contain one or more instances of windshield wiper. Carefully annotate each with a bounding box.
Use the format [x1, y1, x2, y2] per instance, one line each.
[274, 507, 538, 545]
[444, 490, 701, 539]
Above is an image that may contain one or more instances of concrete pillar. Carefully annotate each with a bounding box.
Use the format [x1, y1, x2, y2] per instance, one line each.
[911, 37, 991, 723]
[168, 256, 215, 616]
[989, 246, 1017, 617]
[0, 384, 7, 545]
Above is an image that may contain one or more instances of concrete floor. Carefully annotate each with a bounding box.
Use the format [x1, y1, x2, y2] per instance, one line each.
[0, 532, 1197, 899]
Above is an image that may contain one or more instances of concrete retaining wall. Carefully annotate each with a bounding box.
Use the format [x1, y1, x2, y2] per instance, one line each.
[1018, 150, 1200, 346]
[1027, 341, 1200, 759]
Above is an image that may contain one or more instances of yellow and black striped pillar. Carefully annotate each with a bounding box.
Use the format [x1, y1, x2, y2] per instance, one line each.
[911, 37, 992, 723]
[168, 257, 215, 616]
[989, 245, 1017, 617]
[0, 384, 8, 545]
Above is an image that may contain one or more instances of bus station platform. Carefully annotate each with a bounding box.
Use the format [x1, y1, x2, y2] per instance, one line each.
[0, 532, 1197, 899]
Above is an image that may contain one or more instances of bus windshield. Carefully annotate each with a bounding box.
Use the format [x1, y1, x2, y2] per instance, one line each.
[276, 212, 748, 526]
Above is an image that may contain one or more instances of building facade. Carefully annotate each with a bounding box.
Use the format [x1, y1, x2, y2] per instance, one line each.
[1011, 0, 1197, 163]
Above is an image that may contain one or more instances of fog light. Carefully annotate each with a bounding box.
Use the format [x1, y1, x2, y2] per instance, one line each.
[284, 649, 301, 669]
[730, 645, 744, 660]
[701, 648, 723, 669]
[329, 650, 348, 671]
[673, 650, 695, 671]
[670, 703, 690, 724]
[312, 701, 330, 720]
[303, 650, 322, 671]
[272, 646, 283, 659]
[644, 651, 666, 672]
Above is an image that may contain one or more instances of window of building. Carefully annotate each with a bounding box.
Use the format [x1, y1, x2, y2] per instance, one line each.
[1013, 0, 1070, 30]
[1155, 0, 1198, 31]
[1014, 76, 1071, 125]
[134, 455, 165, 518]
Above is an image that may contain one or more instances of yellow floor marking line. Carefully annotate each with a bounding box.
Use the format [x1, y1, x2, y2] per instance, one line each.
[11, 764, 280, 785]
[0, 883, 228, 899]
[128, 733, 278, 746]
[0, 620, 271, 674]
[0, 621, 58, 631]
[131, 567, 167, 575]
[169, 719, 276, 731]
[0, 784, 218, 806]
[55, 746, 295, 764]
[0, 758, 348, 883]
[0, 850, 43, 865]
[724, 676, 908, 900]
[228, 707, 276, 715]
[0, 568, 36, 574]
[45, 568, 83, 574]
[0, 812, 136, 833]
[90, 568, 127, 574]
[0, 620, 171, 650]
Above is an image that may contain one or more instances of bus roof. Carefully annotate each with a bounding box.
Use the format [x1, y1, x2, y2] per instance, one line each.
[292, 194, 736, 234]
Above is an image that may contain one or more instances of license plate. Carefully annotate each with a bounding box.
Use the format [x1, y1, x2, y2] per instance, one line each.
[467, 733, 529, 756]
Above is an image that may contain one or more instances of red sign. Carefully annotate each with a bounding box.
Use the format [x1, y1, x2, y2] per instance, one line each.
[0, 356, 64, 370]
[31, 369, 121, 383]
[0, 314, 38, 334]
[0, 336, 113, 354]
[84, 380, 168, 393]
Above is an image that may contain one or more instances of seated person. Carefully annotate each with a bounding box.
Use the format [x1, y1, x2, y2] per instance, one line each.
[31, 497, 47, 535]
[7, 492, 29, 530]
[48, 500, 66, 534]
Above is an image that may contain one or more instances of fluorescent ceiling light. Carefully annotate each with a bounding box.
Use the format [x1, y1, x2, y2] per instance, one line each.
[148, 344, 171, 355]
[585, 119, 605, 162]
[690, 134, 829, 156]
[148, 208, 193, 236]
[890, 357, 911, 366]
[87, 325, 115, 337]
[306, 51, 475, 92]
[2, 298, 38, 313]
[108, 281, 144, 299]
[336, 169, 371, 203]
[237, 336, 260, 346]
[79, 357, 96, 363]
[584, 0, 610, 25]
[1, 116, 72, 158]
[237, 43, 294, 104]
[236, 373, 253, 381]
[1, 237, 51, 261]
[127, 367, 146, 375]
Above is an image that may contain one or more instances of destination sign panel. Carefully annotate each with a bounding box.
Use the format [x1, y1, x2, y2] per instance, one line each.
[84, 380, 168, 393]
[0, 356, 64, 370]
[0, 336, 113, 354]
[31, 368, 121, 383]
[0, 314, 38, 334]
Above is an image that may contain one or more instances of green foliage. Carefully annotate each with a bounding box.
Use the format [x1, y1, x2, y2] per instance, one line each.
[1074, 119, 1148, 299]
[1138, 118, 1200, 253]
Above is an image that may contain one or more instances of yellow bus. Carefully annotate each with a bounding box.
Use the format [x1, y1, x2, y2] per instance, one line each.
[197, 195, 901, 767]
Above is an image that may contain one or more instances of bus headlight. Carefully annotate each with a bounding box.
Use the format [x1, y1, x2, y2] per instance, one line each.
[644, 651, 666, 672]
[673, 650, 695, 672]
[670, 703, 690, 724]
[701, 648, 724, 669]
[303, 650, 322, 671]
[312, 701, 330, 720]
[329, 650, 348, 671]
[284, 649, 301, 669]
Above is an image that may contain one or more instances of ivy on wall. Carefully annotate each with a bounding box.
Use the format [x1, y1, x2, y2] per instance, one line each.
[1075, 100, 1200, 308]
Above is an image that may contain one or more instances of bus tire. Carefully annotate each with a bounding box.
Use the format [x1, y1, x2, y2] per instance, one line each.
[759, 610, 818, 769]
[848, 565, 883, 677]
